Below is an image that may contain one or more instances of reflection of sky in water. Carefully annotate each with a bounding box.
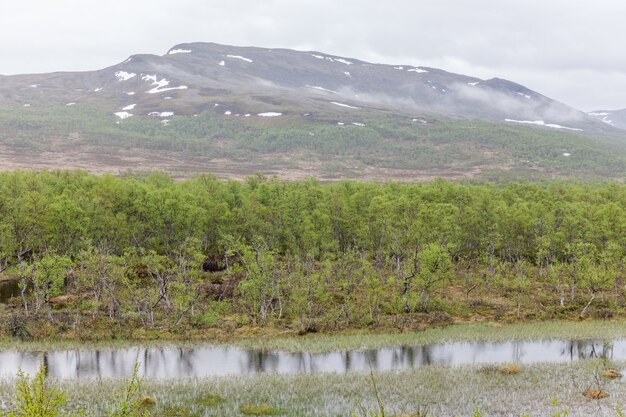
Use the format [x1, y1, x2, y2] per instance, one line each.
[0, 339, 621, 380]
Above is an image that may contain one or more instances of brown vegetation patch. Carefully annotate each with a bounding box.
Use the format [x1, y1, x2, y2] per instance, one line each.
[479, 363, 522, 376]
[583, 389, 609, 399]
[600, 369, 622, 379]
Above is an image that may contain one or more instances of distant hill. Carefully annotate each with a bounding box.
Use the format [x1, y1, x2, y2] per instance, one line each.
[0, 42, 625, 180]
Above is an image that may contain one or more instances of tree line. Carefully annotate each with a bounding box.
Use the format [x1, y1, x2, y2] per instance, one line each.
[2, 170, 626, 331]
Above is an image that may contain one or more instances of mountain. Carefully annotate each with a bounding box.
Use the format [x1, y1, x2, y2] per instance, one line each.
[1, 42, 612, 131]
[589, 109, 626, 130]
[0, 42, 625, 180]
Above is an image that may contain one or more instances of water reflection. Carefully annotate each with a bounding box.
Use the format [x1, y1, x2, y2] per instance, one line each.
[0, 339, 620, 380]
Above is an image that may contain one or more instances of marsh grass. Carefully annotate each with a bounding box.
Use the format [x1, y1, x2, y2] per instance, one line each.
[2, 359, 626, 416]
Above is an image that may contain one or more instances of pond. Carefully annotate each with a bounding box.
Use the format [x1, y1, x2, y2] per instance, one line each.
[0, 338, 620, 380]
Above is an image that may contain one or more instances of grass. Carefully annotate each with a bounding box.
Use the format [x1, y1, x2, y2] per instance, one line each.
[239, 403, 283, 415]
[1, 359, 625, 416]
[231, 320, 626, 353]
[2, 319, 626, 353]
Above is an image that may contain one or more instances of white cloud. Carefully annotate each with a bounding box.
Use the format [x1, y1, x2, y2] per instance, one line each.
[0, 0, 625, 110]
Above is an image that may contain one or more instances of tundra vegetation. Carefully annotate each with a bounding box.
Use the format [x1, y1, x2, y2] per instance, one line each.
[0, 106, 625, 180]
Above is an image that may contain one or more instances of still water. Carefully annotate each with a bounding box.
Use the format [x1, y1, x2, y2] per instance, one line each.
[0, 339, 620, 380]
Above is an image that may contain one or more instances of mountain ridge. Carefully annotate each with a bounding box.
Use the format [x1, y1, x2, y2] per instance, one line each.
[0, 42, 613, 132]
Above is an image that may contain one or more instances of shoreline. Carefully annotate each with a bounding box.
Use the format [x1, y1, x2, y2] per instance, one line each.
[1, 319, 625, 353]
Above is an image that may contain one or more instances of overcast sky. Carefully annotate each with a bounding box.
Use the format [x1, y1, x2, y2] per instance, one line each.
[1, 0, 624, 111]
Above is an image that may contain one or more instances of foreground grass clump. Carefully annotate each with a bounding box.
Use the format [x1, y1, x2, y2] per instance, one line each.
[600, 369, 622, 379]
[197, 393, 226, 407]
[497, 363, 522, 375]
[583, 388, 609, 399]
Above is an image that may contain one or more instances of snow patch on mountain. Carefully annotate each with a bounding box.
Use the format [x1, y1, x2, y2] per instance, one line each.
[169, 49, 192, 55]
[516, 92, 531, 99]
[258, 112, 282, 117]
[407, 67, 428, 73]
[115, 71, 136, 82]
[142, 74, 188, 94]
[148, 111, 174, 117]
[122, 104, 136, 111]
[331, 102, 360, 109]
[309, 54, 352, 65]
[114, 111, 133, 119]
[504, 119, 583, 131]
[306, 85, 339, 94]
[227, 55, 252, 63]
